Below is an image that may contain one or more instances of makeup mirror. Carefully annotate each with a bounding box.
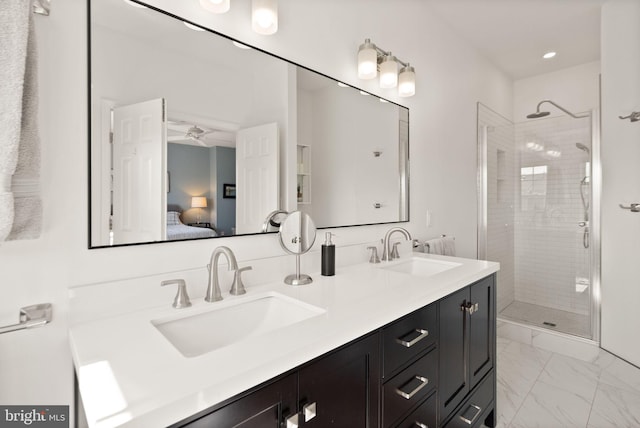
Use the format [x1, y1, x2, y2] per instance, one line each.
[279, 211, 316, 285]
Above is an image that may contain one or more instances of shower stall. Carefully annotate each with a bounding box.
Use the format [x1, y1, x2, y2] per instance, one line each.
[477, 102, 600, 341]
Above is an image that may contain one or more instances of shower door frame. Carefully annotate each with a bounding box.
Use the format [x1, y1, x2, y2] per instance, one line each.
[476, 105, 601, 344]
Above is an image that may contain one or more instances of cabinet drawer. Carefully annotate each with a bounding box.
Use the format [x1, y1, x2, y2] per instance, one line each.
[383, 303, 437, 378]
[443, 371, 494, 428]
[394, 392, 436, 428]
[383, 348, 437, 427]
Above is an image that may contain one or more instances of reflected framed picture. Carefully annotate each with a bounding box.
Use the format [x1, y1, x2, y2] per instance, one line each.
[223, 183, 236, 199]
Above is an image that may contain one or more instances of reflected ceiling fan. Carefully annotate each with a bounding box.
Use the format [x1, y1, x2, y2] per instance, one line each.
[167, 121, 214, 146]
[167, 120, 237, 148]
[182, 125, 213, 146]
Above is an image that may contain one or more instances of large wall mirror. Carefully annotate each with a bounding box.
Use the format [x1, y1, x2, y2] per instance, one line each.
[89, 0, 409, 248]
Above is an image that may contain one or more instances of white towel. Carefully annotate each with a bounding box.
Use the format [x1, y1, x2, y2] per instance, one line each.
[425, 236, 456, 256]
[0, 0, 42, 241]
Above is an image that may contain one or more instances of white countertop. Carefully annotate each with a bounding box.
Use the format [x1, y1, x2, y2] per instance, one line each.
[70, 253, 499, 428]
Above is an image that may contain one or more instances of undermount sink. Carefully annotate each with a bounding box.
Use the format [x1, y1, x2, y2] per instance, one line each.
[152, 293, 325, 358]
[381, 257, 462, 278]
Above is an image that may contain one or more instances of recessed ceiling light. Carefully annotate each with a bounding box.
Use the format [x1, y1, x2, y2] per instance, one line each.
[183, 21, 205, 32]
[337, 82, 349, 88]
[359, 91, 370, 96]
[543, 51, 557, 59]
[379, 98, 389, 103]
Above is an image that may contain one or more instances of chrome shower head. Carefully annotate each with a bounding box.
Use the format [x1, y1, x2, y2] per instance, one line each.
[526, 111, 551, 119]
[576, 143, 590, 154]
[527, 99, 589, 120]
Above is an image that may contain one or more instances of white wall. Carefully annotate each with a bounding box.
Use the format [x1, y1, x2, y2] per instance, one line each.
[513, 61, 600, 122]
[0, 0, 512, 417]
[600, 0, 640, 367]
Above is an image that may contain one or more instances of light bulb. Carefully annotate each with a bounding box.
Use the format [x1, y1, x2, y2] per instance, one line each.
[199, 0, 230, 13]
[358, 39, 377, 80]
[379, 54, 398, 89]
[398, 65, 416, 97]
[252, 0, 278, 35]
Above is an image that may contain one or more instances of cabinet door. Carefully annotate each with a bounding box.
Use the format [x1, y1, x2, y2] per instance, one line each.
[176, 374, 297, 427]
[298, 333, 380, 427]
[438, 287, 469, 422]
[469, 275, 495, 389]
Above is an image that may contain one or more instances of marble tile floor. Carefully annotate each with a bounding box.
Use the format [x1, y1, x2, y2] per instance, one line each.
[499, 301, 590, 339]
[495, 335, 640, 427]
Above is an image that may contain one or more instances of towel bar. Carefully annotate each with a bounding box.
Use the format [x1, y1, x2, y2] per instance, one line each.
[0, 303, 52, 335]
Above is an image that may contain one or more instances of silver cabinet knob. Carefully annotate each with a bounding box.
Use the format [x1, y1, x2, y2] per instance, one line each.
[285, 413, 300, 428]
[303, 402, 317, 422]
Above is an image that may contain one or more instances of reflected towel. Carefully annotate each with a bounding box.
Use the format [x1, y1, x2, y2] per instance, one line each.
[425, 236, 456, 256]
[0, 0, 42, 241]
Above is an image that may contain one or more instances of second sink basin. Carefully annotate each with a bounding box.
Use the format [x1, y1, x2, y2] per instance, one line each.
[382, 256, 462, 278]
[152, 292, 325, 358]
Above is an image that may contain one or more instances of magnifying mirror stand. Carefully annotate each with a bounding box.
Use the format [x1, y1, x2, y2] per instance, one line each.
[284, 254, 313, 286]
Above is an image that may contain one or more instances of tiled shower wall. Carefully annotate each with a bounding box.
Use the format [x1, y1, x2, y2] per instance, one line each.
[478, 104, 515, 313]
[514, 115, 592, 315]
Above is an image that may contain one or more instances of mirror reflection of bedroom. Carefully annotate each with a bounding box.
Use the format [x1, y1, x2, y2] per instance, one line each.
[166, 119, 237, 240]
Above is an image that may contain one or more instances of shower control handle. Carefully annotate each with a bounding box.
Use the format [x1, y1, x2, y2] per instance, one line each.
[619, 203, 640, 212]
[578, 221, 588, 227]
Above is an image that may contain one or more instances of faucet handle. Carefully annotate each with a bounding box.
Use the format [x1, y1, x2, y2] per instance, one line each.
[391, 242, 402, 260]
[230, 266, 252, 295]
[161, 279, 192, 309]
[367, 246, 380, 264]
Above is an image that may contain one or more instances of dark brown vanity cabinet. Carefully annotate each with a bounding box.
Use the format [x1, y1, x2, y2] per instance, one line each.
[439, 275, 496, 427]
[173, 274, 496, 428]
[174, 333, 380, 428]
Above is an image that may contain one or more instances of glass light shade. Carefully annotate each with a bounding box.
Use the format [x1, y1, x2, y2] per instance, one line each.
[252, 0, 278, 35]
[199, 0, 230, 13]
[379, 55, 398, 89]
[183, 21, 205, 32]
[398, 65, 416, 97]
[191, 196, 207, 208]
[357, 39, 377, 80]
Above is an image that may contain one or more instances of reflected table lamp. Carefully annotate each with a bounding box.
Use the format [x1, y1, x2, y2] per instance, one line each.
[191, 196, 207, 224]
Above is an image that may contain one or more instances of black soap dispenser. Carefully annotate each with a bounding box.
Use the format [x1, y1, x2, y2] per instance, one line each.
[321, 232, 335, 276]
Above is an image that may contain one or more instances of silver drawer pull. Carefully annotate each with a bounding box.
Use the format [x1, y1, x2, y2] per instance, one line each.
[396, 328, 429, 348]
[459, 404, 482, 425]
[395, 375, 429, 400]
[415, 423, 428, 428]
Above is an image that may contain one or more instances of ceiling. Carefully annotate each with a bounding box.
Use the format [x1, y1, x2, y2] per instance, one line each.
[425, 0, 606, 80]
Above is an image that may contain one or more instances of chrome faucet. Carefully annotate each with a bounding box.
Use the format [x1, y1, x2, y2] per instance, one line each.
[381, 227, 412, 262]
[205, 246, 238, 302]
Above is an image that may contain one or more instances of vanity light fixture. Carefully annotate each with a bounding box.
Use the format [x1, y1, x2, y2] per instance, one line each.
[252, 0, 278, 35]
[199, 0, 230, 14]
[357, 38, 416, 97]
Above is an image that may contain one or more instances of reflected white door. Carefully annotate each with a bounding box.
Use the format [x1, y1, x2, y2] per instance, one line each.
[236, 123, 279, 234]
[112, 98, 167, 244]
